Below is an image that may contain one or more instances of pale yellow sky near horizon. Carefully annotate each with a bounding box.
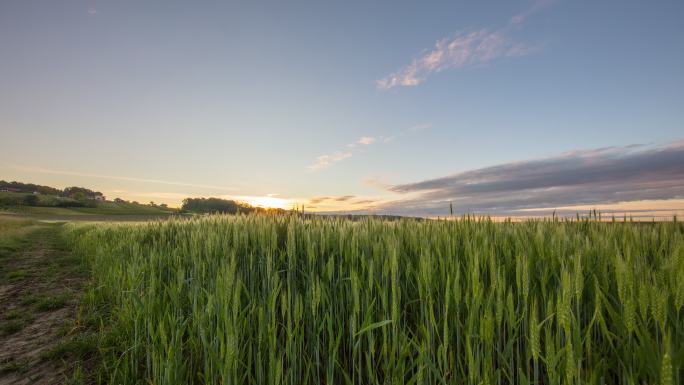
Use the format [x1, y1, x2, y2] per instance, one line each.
[3, 163, 684, 220]
[0, 163, 393, 211]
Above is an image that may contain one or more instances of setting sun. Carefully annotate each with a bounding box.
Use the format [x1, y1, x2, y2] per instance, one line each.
[237, 195, 293, 210]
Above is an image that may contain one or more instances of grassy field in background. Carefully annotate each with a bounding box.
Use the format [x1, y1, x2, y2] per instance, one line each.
[0, 216, 38, 253]
[2, 204, 175, 216]
[66, 214, 684, 385]
[0, 191, 177, 217]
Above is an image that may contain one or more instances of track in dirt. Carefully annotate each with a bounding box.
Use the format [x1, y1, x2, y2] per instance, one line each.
[0, 224, 88, 385]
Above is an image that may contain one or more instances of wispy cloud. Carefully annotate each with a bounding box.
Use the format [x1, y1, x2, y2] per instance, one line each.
[377, 1, 549, 90]
[309, 135, 378, 171]
[408, 123, 432, 132]
[308, 125, 432, 172]
[377, 30, 529, 90]
[362, 175, 392, 190]
[307, 151, 353, 171]
[353, 199, 377, 205]
[510, 0, 554, 25]
[4, 164, 237, 192]
[304, 195, 384, 213]
[308, 196, 330, 204]
[381, 123, 432, 143]
[347, 136, 378, 148]
[376, 139, 684, 217]
[308, 195, 356, 204]
[334, 195, 356, 201]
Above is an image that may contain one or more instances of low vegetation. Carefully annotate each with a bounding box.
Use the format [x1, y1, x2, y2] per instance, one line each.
[68, 214, 684, 384]
[0, 216, 36, 254]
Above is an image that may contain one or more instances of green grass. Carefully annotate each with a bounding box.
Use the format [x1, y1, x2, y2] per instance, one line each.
[4, 309, 23, 320]
[0, 357, 29, 374]
[18, 292, 71, 311]
[42, 333, 98, 361]
[0, 320, 25, 336]
[4, 269, 30, 282]
[3, 206, 94, 216]
[3, 204, 174, 216]
[0, 214, 34, 228]
[68, 214, 684, 385]
[0, 216, 36, 256]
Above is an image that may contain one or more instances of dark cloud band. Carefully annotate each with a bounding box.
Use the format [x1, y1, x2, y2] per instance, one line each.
[380, 140, 684, 216]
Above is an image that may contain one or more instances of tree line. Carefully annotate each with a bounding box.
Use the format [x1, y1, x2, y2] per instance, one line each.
[180, 197, 286, 214]
[1, 180, 104, 199]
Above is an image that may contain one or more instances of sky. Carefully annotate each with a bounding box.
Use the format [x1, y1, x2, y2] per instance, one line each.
[1, 0, 683, 218]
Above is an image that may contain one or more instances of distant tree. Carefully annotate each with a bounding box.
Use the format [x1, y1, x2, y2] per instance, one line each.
[23, 194, 39, 206]
[0, 195, 21, 206]
[0, 180, 111, 208]
[159, 203, 168, 208]
[181, 197, 256, 214]
[0, 180, 61, 195]
[55, 199, 86, 208]
[62, 186, 103, 200]
[114, 198, 126, 203]
[71, 192, 87, 201]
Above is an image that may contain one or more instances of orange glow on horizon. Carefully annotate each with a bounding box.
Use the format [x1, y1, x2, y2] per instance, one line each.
[237, 195, 293, 210]
[518, 199, 684, 213]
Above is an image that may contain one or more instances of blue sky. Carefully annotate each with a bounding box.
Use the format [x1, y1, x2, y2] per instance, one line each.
[1, 0, 683, 216]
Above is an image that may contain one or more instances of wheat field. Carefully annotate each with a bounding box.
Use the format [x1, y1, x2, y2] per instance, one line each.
[68, 214, 683, 385]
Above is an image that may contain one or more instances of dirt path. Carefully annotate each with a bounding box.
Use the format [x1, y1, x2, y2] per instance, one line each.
[0, 224, 87, 385]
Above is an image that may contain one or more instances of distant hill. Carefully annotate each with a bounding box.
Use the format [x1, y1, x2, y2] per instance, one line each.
[0, 180, 62, 195]
[1, 180, 104, 200]
[0, 179, 176, 216]
[0, 180, 295, 218]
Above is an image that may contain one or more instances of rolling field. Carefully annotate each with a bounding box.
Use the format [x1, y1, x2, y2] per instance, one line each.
[0, 199, 180, 223]
[67, 214, 683, 385]
[1, 203, 175, 216]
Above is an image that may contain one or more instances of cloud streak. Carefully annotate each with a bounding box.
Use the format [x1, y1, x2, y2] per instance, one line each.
[377, 30, 530, 90]
[308, 195, 356, 204]
[308, 126, 431, 172]
[377, 140, 684, 217]
[5, 164, 238, 192]
[510, 0, 554, 25]
[307, 151, 353, 171]
[347, 136, 378, 148]
[377, 1, 549, 90]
